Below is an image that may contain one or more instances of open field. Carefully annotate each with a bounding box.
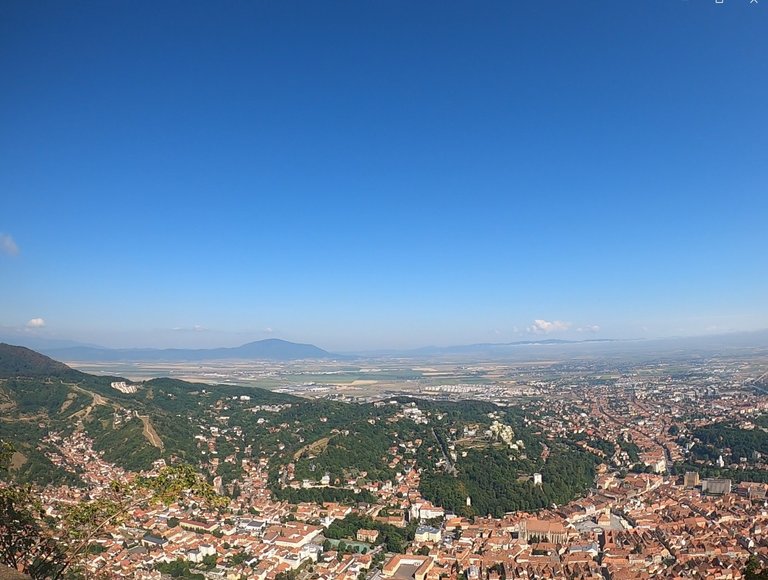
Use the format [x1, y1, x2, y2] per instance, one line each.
[61, 342, 768, 404]
[59, 356, 572, 402]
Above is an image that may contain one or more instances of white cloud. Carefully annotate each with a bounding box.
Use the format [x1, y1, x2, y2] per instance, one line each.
[263, 327, 274, 334]
[527, 319, 571, 334]
[0, 233, 19, 256]
[172, 325, 208, 332]
[577, 325, 601, 333]
[26, 318, 46, 328]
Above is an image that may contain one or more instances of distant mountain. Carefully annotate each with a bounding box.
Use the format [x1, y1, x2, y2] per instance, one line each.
[350, 331, 768, 359]
[354, 338, 620, 357]
[43, 338, 335, 362]
[0, 343, 84, 379]
[0, 332, 99, 351]
[414, 339, 613, 353]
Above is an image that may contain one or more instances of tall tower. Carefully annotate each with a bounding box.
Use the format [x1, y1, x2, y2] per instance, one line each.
[684, 471, 700, 488]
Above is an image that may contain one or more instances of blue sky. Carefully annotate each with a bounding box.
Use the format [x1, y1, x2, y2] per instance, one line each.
[1, 1, 766, 351]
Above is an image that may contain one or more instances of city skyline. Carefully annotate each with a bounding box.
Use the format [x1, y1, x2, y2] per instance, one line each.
[2, 1, 767, 351]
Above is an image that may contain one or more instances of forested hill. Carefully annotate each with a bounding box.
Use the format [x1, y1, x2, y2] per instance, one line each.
[0, 343, 84, 379]
[0, 344, 298, 485]
[0, 345, 597, 516]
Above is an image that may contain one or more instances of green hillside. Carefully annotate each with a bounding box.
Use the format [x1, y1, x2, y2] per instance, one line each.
[0, 343, 298, 482]
[0, 343, 84, 379]
[0, 344, 596, 515]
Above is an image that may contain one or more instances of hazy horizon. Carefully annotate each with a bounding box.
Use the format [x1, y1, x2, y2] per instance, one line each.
[2, 2, 766, 351]
[2, 326, 768, 356]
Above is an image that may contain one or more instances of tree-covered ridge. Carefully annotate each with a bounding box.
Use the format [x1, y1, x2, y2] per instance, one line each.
[0, 343, 83, 380]
[254, 397, 599, 516]
[0, 346, 600, 516]
[692, 422, 768, 463]
[290, 419, 398, 484]
[0, 348, 301, 482]
[409, 403, 598, 517]
[0, 377, 88, 416]
[419, 446, 597, 518]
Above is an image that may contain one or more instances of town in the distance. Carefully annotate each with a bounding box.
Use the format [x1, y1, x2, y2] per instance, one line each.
[2, 333, 768, 580]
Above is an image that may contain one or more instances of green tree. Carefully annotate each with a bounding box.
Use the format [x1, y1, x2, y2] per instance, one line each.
[1, 445, 224, 580]
[0, 483, 65, 578]
[202, 553, 217, 569]
[745, 556, 768, 580]
[155, 558, 205, 578]
[0, 440, 12, 469]
[0, 440, 65, 578]
[61, 464, 225, 578]
[668, 425, 679, 436]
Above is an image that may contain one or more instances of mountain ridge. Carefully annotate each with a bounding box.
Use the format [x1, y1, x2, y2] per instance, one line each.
[0, 342, 300, 485]
[0, 343, 85, 379]
[41, 338, 335, 362]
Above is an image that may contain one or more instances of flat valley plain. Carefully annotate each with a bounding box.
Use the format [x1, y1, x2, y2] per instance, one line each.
[60, 338, 768, 403]
[63, 358, 513, 397]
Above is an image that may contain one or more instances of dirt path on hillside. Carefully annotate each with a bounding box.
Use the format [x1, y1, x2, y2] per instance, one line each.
[139, 415, 164, 449]
[68, 384, 110, 421]
[293, 436, 331, 460]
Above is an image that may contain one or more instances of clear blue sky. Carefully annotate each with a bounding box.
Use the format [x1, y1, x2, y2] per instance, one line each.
[1, 1, 766, 351]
